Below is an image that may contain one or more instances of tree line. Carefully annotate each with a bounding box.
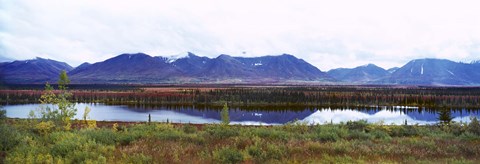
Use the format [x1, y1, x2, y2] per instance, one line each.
[1, 86, 480, 109]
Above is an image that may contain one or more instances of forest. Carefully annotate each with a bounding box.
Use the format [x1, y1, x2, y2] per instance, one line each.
[2, 85, 480, 109]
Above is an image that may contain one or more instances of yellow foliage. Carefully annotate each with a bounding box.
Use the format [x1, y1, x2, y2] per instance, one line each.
[83, 106, 91, 121]
[35, 121, 55, 135]
[87, 120, 97, 129]
[55, 158, 65, 164]
[156, 123, 174, 131]
[36, 153, 54, 163]
[367, 123, 393, 134]
[112, 123, 119, 132]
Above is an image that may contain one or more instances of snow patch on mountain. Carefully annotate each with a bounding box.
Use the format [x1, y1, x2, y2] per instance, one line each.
[447, 70, 454, 76]
[166, 52, 190, 63]
[421, 64, 424, 75]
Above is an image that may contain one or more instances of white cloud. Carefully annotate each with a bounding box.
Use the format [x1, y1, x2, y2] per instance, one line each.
[1, 0, 480, 70]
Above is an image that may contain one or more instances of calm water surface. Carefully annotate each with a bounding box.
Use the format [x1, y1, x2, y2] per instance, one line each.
[3, 103, 480, 125]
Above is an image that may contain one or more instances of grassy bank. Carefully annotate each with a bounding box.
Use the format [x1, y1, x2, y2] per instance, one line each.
[1, 118, 480, 163]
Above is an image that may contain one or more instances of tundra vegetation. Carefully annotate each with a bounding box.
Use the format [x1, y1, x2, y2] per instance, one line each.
[2, 113, 480, 163]
[1, 73, 480, 163]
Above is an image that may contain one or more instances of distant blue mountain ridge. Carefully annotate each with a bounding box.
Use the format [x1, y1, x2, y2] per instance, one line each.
[1, 53, 480, 85]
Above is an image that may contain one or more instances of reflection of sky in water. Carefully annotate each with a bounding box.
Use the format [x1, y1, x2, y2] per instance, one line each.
[301, 109, 435, 125]
[3, 103, 480, 125]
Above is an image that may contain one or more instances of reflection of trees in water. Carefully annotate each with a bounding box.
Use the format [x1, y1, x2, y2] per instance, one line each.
[438, 108, 453, 125]
[113, 103, 477, 115]
[5, 86, 480, 109]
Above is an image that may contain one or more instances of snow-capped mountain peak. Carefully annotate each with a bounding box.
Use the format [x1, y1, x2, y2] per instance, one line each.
[165, 52, 191, 63]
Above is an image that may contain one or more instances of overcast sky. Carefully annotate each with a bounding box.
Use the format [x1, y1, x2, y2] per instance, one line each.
[1, 0, 480, 71]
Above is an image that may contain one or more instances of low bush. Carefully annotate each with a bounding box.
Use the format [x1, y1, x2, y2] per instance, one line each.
[311, 131, 340, 142]
[389, 125, 418, 137]
[251, 127, 290, 141]
[370, 129, 392, 140]
[331, 141, 354, 154]
[121, 153, 153, 164]
[468, 117, 480, 135]
[153, 130, 185, 141]
[246, 144, 266, 162]
[265, 143, 286, 160]
[51, 134, 84, 157]
[213, 147, 244, 164]
[311, 125, 348, 142]
[459, 132, 480, 141]
[0, 109, 6, 122]
[0, 124, 22, 151]
[182, 124, 197, 134]
[34, 121, 55, 135]
[283, 121, 309, 134]
[346, 120, 368, 132]
[81, 128, 118, 145]
[205, 124, 239, 139]
[66, 140, 114, 164]
[347, 130, 373, 140]
[116, 133, 138, 145]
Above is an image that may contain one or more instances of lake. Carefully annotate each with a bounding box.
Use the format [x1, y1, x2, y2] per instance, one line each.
[2, 103, 480, 125]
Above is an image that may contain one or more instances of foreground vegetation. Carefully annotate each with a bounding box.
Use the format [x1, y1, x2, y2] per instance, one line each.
[1, 116, 480, 163]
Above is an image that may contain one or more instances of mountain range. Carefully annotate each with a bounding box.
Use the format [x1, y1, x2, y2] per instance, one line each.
[0, 57, 73, 84]
[1, 53, 480, 85]
[327, 64, 390, 83]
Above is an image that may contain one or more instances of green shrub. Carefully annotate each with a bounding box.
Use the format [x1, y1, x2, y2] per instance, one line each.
[370, 129, 392, 140]
[389, 125, 418, 137]
[126, 124, 158, 137]
[459, 132, 480, 141]
[311, 125, 348, 142]
[283, 121, 309, 134]
[51, 136, 82, 157]
[331, 141, 353, 154]
[448, 123, 467, 136]
[265, 144, 285, 160]
[347, 130, 373, 140]
[213, 147, 244, 164]
[205, 124, 239, 139]
[182, 124, 197, 134]
[44, 131, 114, 163]
[321, 154, 357, 163]
[117, 132, 141, 145]
[181, 133, 206, 145]
[154, 130, 185, 140]
[81, 128, 118, 145]
[0, 109, 6, 122]
[121, 153, 153, 164]
[6, 150, 54, 164]
[35, 121, 55, 135]
[66, 140, 113, 164]
[468, 117, 480, 135]
[346, 120, 369, 132]
[0, 124, 22, 151]
[155, 123, 175, 132]
[251, 127, 290, 141]
[246, 144, 266, 162]
[312, 131, 339, 142]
